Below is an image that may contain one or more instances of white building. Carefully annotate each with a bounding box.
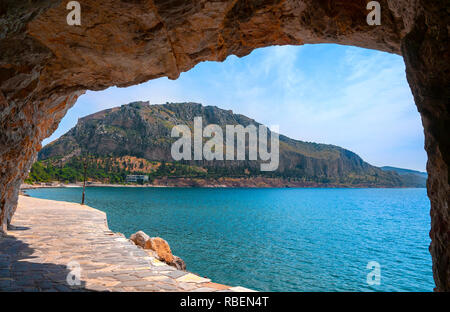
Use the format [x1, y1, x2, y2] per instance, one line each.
[125, 175, 149, 184]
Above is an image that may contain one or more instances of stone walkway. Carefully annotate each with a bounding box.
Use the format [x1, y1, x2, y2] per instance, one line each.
[0, 195, 254, 292]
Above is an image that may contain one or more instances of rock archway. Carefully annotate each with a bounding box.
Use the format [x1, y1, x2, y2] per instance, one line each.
[0, 0, 448, 291]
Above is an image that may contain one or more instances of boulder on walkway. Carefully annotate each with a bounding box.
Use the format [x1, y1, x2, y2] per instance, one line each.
[129, 231, 150, 248]
[170, 255, 186, 271]
[147, 237, 174, 263]
[129, 232, 186, 267]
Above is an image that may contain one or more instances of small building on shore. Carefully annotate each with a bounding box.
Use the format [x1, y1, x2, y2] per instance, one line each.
[125, 175, 149, 184]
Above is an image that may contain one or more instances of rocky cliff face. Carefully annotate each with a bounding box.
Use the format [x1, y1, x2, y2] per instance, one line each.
[38, 101, 407, 187]
[381, 166, 427, 188]
[0, 0, 448, 290]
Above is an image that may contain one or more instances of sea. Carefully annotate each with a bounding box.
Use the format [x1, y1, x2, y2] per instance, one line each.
[25, 187, 434, 291]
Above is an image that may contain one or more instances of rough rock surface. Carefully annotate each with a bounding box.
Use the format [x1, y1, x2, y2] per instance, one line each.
[130, 232, 176, 265]
[129, 231, 150, 249]
[147, 237, 175, 264]
[0, 0, 448, 290]
[171, 256, 187, 271]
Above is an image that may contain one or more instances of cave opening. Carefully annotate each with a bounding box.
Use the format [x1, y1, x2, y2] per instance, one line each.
[23, 44, 433, 291]
[0, 0, 448, 291]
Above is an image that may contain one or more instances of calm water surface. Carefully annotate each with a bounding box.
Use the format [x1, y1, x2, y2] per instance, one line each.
[25, 187, 433, 291]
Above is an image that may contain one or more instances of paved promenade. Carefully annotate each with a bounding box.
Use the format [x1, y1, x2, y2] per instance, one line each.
[0, 196, 253, 292]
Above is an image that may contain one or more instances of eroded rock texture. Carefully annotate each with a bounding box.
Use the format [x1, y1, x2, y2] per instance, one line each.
[400, 2, 450, 291]
[0, 0, 448, 290]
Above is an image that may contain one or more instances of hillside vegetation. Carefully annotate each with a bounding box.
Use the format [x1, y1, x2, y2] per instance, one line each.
[28, 102, 423, 187]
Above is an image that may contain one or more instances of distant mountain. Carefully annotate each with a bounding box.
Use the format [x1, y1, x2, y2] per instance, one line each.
[33, 101, 420, 187]
[381, 166, 427, 188]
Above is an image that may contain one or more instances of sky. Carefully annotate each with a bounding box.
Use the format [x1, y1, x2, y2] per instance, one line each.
[43, 43, 427, 172]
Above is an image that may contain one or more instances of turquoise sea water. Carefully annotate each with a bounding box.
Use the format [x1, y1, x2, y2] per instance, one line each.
[25, 187, 434, 292]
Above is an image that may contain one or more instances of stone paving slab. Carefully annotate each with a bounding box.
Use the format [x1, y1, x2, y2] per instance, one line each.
[0, 196, 253, 292]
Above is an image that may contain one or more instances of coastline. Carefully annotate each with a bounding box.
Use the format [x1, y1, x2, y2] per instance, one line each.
[20, 178, 424, 190]
[21, 183, 424, 190]
[3, 195, 253, 292]
[20, 187, 432, 292]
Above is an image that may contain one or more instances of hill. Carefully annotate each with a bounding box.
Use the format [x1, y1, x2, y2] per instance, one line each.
[28, 101, 421, 188]
[381, 166, 427, 188]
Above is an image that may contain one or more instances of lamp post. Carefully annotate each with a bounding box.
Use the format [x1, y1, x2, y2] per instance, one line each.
[81, 156, 88, 205]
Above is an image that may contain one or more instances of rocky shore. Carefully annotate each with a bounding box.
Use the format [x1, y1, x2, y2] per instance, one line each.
[21, 175, 414, 191]
[0, 195, 253, 292]
[129, 231, 186, 271]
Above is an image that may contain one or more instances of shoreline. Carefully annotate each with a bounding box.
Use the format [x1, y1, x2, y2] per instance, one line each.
[3, 195, 253, 292]
[20, 182, 425, 190]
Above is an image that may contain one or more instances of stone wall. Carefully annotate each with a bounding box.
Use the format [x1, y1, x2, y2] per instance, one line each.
[0, 0, 448, 290]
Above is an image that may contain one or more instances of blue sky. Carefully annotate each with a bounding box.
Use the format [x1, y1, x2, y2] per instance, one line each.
[43, 44, 427, 171]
